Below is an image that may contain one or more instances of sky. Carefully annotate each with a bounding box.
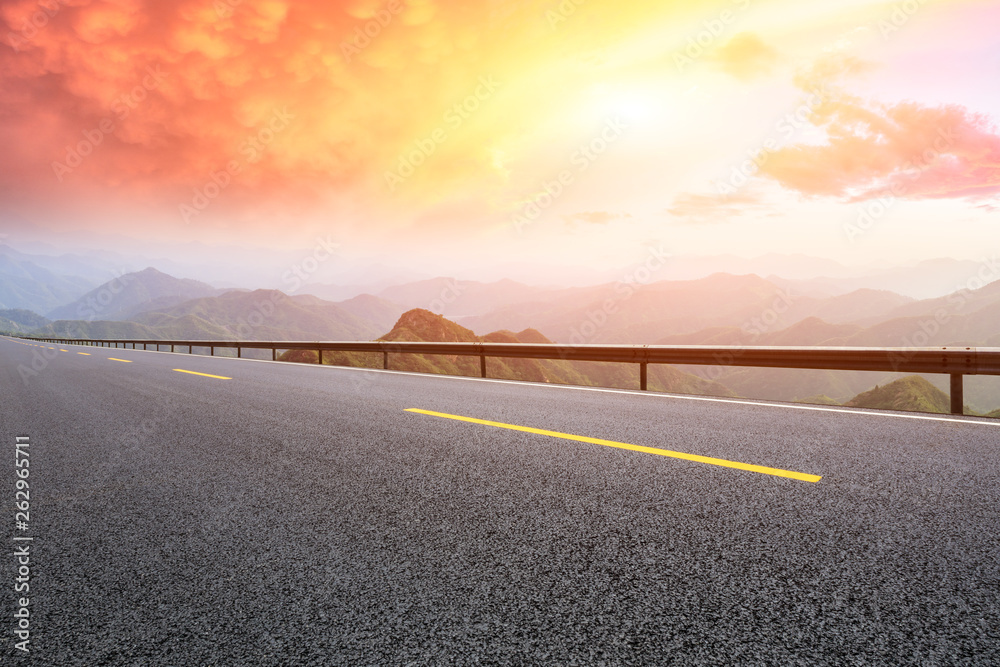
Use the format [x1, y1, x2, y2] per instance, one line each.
[0, 0, 998, 283]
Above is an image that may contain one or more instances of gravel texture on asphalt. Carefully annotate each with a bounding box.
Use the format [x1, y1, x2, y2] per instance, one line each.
[2, 336, 999, 665]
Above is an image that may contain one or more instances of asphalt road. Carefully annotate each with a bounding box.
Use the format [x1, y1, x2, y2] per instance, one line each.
[2, 335, 999, 665]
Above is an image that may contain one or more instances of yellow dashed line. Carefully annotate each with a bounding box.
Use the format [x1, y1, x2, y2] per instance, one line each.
[406, 408, 822, 483]
[172, 369, 231, 380]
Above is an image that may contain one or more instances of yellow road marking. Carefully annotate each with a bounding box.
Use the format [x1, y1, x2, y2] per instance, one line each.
[406, 408, 822, 483]
[108, 358, 132, 363]
[59, 349, 68, 352]
[173, 369, 231, 380]
[77, 352, 91, 356]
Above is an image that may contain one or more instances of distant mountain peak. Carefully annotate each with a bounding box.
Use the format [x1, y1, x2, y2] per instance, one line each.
[381, 308, 478, 343]
[514, 328, 553, 344]
[45, 267, 219, 321]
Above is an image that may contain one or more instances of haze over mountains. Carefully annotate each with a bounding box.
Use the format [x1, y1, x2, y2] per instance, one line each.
[2, 241, 999, 414]
[3, 239, 997, 302]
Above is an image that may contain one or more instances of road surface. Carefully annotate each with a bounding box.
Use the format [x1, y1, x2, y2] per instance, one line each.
[2, 336, 999, 664]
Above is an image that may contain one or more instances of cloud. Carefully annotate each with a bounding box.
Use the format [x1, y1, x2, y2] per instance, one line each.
[751, 48, 1000, 203]
[710, 33, 779, 80]
[0, 0, 499, 213]
[666, 190, 771, 223]
[561, 211, 631, 225]
[759, 100, 1000, 201]
[792, 52, 874, 92]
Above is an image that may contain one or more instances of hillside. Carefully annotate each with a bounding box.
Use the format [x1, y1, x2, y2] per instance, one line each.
[0, 308, 50, 333]
[863, 272, 1000, 323]
[46, 267, 220, 321]
[31, 287, 389, 346]
[844, 376, 953, 414]
[653, 301, 1000, 412]
[31, 319, 160, 340]
[331, 294, 406, 332]
[283, 308, 735, 397]
[794, 395, 841, 406]
[655, 316, 863, 347]
[456, 274, 916, 344]
[0, 246, 96, 312]
[131, 289, 383, 341]
[841, 301, 1000, 348]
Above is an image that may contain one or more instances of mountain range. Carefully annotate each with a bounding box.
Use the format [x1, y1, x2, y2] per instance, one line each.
[3, 251, 998, 415]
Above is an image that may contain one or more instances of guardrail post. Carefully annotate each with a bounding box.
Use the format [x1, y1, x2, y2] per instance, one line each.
[480, 355, 487, 378]
[317, 349, 322, 365]
[640, 362, 648, 391]
[950, 373, 964, 415]
[210, 346, 214, 356]
[171, 344, 174, 353]
[383, 351, 388, 369]
[237, 346, 242, 358]
[272, 348, 276, 361]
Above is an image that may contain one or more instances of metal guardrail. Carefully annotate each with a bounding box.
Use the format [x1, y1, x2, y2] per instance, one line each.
[16, 335, 1000, 415]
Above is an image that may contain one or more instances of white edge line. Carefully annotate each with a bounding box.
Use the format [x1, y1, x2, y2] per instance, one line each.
[6, 337, 999, 427]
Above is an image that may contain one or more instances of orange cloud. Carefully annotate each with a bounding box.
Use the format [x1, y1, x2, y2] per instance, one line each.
[666, 190, 772, 223]
[710, 33, 779, 80]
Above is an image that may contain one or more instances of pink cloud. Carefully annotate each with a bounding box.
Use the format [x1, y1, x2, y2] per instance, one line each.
[760, 98, 1000, 202]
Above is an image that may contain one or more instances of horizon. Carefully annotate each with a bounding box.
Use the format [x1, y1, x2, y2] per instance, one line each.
[3, 237, 1000, 302]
